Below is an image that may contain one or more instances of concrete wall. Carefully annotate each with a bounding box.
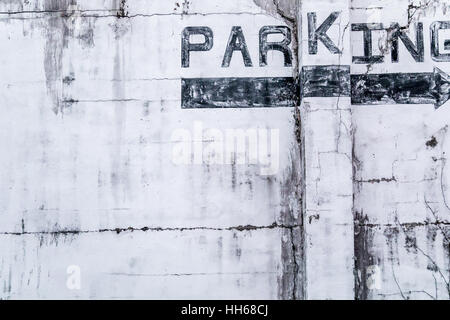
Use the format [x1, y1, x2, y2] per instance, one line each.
[0, 0, 448, 300]
[351, 0, 450, 300]
[0, 0, 302, 299]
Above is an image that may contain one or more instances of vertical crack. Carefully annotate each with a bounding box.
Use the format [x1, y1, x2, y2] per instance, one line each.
[289, 227, 299, 299]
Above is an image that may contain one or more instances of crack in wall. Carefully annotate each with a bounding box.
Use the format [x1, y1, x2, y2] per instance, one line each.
[253, 0, 304, 300]
[356, 177, 398, 184]
[0, 10, 273, 18]
[1, 223, 302, 236]
[407, 0, 449, 26]
[396, 216, 450, 298]
[358, 221, 450, 228]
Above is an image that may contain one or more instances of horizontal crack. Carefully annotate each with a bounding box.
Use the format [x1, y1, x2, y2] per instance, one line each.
[358, 221, 450, 228]
[0, 11, 267, 18]
[1, 222, 301, 236]
[107, 271, 278, 277]
[355, 177, 397, 184]
[0, 9, 116, 15]
[63, 98, 140, 103]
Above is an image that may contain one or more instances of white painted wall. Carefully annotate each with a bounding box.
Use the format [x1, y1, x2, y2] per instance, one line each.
[0, 0, 448, 300]
[0, 0, 301, 299]
[351, 0, 450, 300]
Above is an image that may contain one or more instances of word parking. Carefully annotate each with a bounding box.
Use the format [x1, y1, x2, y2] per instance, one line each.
[180, 12, 450, 109]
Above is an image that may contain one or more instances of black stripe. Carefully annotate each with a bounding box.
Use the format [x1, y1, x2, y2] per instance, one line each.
[181, 77, 298, 109]
[301, 65, 351, 98]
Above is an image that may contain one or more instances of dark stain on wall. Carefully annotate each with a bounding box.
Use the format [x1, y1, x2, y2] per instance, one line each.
[354, 211, 377, 300]
[43, 0, 77, 114]
[116, 0, 129, 18]
[426, 136, 438, 148]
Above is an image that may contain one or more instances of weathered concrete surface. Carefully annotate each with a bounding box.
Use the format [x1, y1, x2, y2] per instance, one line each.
[1, 0, 449, 300]
[351, 0, 450, 300]
[0, 229, 286, 299]
[0, 0, 303, 299]
[299, 0, 355, 300]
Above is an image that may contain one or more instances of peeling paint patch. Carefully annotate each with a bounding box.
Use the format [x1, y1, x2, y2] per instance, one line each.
[253, 0, 297, 24]
[426, 136, 438, 148]
[116, 0, 129, 18]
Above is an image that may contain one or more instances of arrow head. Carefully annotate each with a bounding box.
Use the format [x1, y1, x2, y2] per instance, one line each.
[432, 67, 450, 109]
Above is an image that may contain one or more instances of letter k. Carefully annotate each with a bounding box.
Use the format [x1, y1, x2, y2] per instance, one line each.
[308, 12, 342, 54]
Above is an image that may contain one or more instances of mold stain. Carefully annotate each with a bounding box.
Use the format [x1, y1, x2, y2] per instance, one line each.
[43, 1, 77, 114]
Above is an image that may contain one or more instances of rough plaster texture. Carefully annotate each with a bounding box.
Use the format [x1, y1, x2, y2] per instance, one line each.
[0, 0, 303, 299]
[0, 0, 449, 300]
[299, 0, 355, 300]
[351, 0, 450, 300]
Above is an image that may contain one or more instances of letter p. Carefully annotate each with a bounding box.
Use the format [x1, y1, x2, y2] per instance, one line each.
[182, 27, 214, 68]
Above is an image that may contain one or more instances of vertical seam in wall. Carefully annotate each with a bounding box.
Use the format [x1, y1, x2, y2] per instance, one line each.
[297, 0, 307, 300]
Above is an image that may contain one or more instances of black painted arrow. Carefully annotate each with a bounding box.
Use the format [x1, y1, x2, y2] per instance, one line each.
[181, 66, 449, 109]
[301, 65, 450, 109]
[351, 67, 450, 109]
